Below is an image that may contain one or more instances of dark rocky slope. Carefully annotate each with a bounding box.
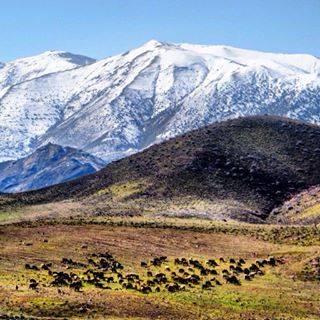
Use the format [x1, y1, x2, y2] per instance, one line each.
[2, 116, 320, 223]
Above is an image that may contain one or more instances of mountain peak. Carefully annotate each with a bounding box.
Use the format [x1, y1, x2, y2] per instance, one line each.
[7, 50, 96, 68]
[0, 50, 95, 92]
[0, 143, 105, 193]
[42, 49, 67, 55]
[38, 50, 96, 65]
[41, 142, 81, 155]
[39, 142, 61, 150]
[141, 39, 168, 49]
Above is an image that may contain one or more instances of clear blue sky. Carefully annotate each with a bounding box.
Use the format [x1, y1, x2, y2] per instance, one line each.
[1, 0, 319, 62]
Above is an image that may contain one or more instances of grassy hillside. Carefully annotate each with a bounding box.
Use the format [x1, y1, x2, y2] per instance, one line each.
[270, 185, 320, 225]
[2, 115, 320, 223]
[0, 217, 319, 319]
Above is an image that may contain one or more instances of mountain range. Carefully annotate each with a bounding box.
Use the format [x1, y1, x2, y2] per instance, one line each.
[1, 40, 320, 166]
[0, 143, 105, 193]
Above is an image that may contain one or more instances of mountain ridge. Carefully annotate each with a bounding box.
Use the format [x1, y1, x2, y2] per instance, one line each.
[0, 50, 95, 92]
[0, 41, 320, 163]
[0, 143, 105, 193]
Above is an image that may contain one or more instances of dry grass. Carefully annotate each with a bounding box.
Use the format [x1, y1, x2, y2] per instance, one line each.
[0, 219, 319, 319]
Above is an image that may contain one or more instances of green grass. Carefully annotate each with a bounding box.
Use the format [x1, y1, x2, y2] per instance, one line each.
[295, 203, 320, 221]
[0, 219, 319, 319]
[0, 210, 23, 223]
[96, 179, 151, 199]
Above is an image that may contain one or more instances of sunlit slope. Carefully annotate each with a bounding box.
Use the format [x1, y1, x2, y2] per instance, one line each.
[2, 116, 320, 223]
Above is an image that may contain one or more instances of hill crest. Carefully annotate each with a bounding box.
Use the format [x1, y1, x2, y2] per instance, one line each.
[2, 116, 320, 224]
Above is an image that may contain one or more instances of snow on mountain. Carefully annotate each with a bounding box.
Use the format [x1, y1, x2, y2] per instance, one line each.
[0, 143, 105, 193]
[0, 50, 95, 91]
[0, 40, 320, 163]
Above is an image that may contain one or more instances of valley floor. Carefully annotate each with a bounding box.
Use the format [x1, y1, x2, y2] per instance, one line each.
[0, 217, 319, 319]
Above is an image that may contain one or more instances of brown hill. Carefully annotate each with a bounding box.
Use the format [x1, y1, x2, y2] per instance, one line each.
[2, 116, 320, 223]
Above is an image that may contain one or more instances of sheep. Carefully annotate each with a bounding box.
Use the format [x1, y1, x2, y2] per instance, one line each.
[225, 275, 241, 285]
[140, 285, 152, 294]
[29, 279, 39, 290]
[25, 263, 39, 271]
[202, 280, 213, 290]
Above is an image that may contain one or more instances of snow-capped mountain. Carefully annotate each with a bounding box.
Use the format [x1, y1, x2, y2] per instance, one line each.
[0, 40, 320, 163]
[0, 50, 95, 92]
[0, 143, 105, 193]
